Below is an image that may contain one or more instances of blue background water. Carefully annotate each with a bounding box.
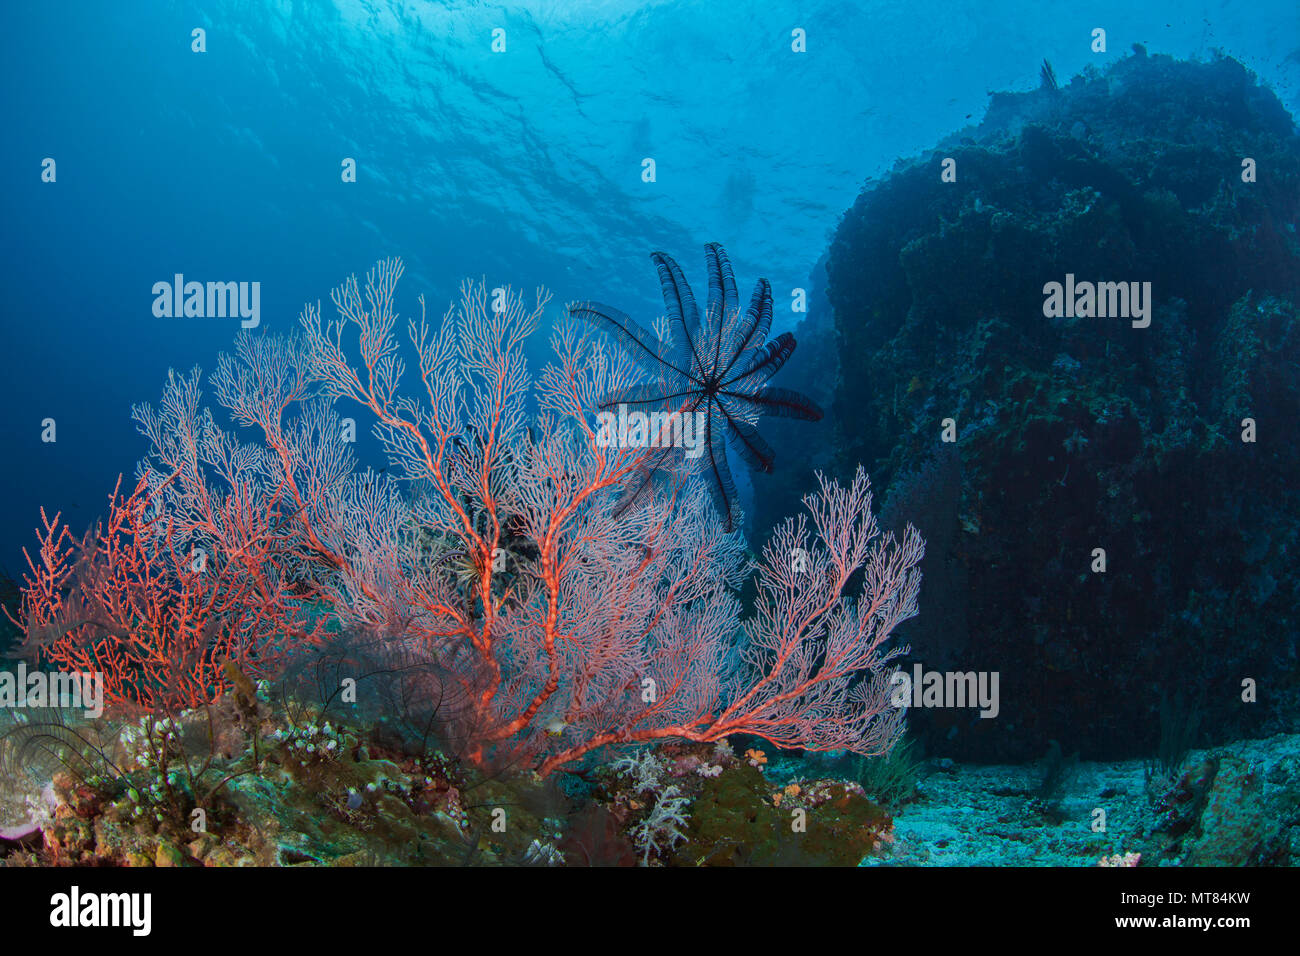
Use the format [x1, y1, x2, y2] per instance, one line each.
[1, 0, 1297, 571]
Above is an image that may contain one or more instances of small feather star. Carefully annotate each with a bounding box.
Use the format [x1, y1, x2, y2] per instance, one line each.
[570, 244, 822, 531]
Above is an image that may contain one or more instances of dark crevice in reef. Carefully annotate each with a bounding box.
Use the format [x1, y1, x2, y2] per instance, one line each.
[752, 51, 1300, 763]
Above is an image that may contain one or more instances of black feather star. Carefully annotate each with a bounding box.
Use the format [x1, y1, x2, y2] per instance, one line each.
[569, 243, 822, 531]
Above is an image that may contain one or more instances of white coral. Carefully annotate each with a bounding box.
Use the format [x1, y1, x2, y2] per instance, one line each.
[629, 784, 690, 865]
[612, 750, 663, 794]
[523, 839, 565, 866]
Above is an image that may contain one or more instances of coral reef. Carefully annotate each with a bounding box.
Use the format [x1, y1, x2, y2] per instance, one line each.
[596, 740, 893, 866]
[4, 668, 1294, 868]
[0, 693, 896, 868]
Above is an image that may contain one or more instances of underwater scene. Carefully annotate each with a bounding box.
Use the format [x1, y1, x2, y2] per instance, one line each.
[1, 0, 1298, 923]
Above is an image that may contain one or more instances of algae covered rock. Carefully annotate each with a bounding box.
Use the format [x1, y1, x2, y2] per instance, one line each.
[787, 51, 1300, 761]
[676, 761, 892, 866]
[1182, 754, 1293, 865]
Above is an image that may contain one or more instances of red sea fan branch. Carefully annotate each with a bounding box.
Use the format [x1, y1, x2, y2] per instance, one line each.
[9, 473, 322, 709]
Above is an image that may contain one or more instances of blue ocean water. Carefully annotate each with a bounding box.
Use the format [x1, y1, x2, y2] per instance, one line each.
[2, 1, 1296, 570]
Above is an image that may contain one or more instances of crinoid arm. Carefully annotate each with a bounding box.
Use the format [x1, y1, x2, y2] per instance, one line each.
[703, 242, 739, 326]
[702, 407, 742, 531]
[726, 331, 797, 388]
[717, 277, 773, 381]
[732, 385, 823, 421]
[651, 251, 707, 373]
[568, 300, 687, 379]
[723, 415, 777, 474]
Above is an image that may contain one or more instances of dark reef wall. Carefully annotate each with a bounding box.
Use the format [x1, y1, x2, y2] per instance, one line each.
[756, 51, 1300, 762]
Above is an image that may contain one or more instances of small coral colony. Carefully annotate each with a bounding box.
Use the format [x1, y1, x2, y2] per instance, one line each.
[2, 244, 921, 866]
